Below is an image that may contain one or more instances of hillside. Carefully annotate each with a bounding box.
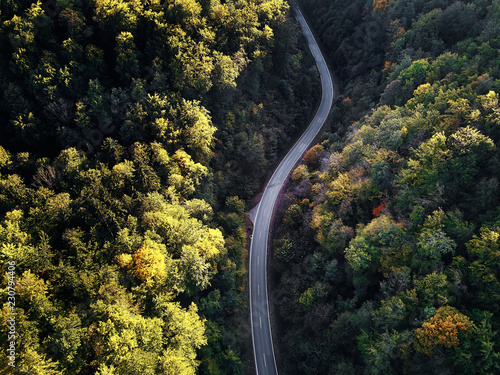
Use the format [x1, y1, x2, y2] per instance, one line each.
[274, 0, 500, 374]
[0, 1, 319, 373]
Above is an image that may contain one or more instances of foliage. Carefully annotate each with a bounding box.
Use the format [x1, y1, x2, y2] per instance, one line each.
[0, 0, 317, 373]
[274, 0, 500, 373]
[415, 306, 473, 356]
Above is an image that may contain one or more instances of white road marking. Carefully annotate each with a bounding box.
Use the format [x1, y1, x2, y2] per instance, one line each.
[257, 256, 260, 266]
[263, 353, 267, 368]
[260, 317, 262, 329]
[258, 284, 260, 295]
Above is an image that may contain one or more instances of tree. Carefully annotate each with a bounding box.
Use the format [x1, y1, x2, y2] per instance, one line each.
[89, 300, 164, 374]
[346, 215, 405, 273]
[398, 59, 429, 86]
[467, 228, 500, 269]
[415, 306, 473, 356]
[85, 44, 106, 78]
[47, 312, 86, 370]
[171, 41, 214, 96]
[438, 2, 477, 46]
[373, 0, 395, 12]
[399, 132, 451, 195]
[115, 31, 140, 84]
[466, 227, 500, 312]
[357, 329, 413, 375]
[445, 126, 495, 200]
[0, 210, 53, 271]
[129, 142, 161, 192]
[0, 146, 11, 169]
[10, 111, 41, 149]
[132, 240, 168, 287]
[180, 99, 216, 161]
[303, 144, 324, 165]
[155, 297, 207, 374]
[87, 78, 112, 132]
[412, 229, 456, 274]
[371, 161, 391, 191]
[55, 148, 86, 176]
[414, 272, 449, 306]
[15, 348, 63, 375]
[292, 164, 309, 181]
[213, 51, 240, 89]
[170, 149, 208, 197]
[58, 8, 87, 42]
[3, 2, 44, 53]
[93, 0, 144, 33]
[452, 311, 500, 374]
[372, 296, 406, 330]
[165, 0, 203, 32]
[326, 173, 352, 206]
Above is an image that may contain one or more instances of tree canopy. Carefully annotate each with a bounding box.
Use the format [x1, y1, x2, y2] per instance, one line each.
[273, 0, 500, 373]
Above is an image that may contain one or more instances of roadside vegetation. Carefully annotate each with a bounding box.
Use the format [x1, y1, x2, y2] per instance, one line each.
[274, 0, 500, 373]
[0, 1, 319, 373]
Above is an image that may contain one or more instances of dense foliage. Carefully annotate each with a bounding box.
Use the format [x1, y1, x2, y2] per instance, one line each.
[274, 0, 500, 373]
[0, 0, 319, 373]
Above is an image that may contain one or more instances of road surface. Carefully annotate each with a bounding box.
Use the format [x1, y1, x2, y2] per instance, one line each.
[249, 3, 335, 375]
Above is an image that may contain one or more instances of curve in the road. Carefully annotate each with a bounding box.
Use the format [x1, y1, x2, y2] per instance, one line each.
[249, 3, 335, 375]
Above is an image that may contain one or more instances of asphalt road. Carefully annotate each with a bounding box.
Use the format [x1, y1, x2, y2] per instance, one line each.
[249, 4, 335, 375]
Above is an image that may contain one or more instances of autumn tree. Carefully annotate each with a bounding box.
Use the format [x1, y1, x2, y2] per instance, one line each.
[131, 240, 168, 287]
[303, 144, 324, 165]
[415, 306, 473, 356]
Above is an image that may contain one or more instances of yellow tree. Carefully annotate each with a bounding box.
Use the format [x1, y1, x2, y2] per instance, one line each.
[0, 146, 11, 168]
[156, 299, 207, 374]
[140, 203, 225, 294]
[181, 99, 216, 161]
[192, 228, 225, 261]
[132, 240, 167, 287]
[93, 0, 144, 32]
[89, 300, 164, 374]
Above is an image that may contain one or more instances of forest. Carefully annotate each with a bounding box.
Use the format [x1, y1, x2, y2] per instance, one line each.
[0, 0, 320, 373]
[273, 0, 500, 374]
[3, 0, 500, 374]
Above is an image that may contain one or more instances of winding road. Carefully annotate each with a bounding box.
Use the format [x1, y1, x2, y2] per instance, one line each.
[249, 3, 335, 375]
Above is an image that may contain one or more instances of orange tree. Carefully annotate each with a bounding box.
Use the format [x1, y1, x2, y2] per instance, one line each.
[415, 306, 473, 356]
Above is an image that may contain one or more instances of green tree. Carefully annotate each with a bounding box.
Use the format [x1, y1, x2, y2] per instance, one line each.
[413, 229, 456, 274]
[115, 31, 140, 84]
[452, 311, 500, 374]
[399, 132, 451, 195]
[466, 227, 500, 312]
[93, 0, 144, 32]
[357, 329, 413, 375]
